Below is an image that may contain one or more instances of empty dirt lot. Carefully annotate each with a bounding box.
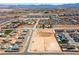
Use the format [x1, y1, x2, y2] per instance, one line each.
[28, 29, 62, 53]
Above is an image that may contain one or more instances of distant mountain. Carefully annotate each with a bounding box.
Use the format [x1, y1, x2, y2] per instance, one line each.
[0, 3, 79, 9]
[58, 3, 79, 8]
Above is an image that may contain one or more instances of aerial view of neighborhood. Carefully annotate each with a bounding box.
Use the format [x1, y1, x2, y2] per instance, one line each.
[0, 3, 79, 55]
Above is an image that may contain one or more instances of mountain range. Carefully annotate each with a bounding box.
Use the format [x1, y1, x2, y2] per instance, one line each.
[0, 3, 79, 9]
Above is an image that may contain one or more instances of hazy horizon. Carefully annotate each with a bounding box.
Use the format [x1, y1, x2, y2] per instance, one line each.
[0, 3, 78, 5]
[0, 0, 78, 5]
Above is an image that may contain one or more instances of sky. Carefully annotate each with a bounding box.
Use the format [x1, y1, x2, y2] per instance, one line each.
[0, 0, 79, 5]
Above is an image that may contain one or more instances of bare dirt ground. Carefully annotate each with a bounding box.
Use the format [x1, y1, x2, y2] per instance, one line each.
[28, 29, 62, 53]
